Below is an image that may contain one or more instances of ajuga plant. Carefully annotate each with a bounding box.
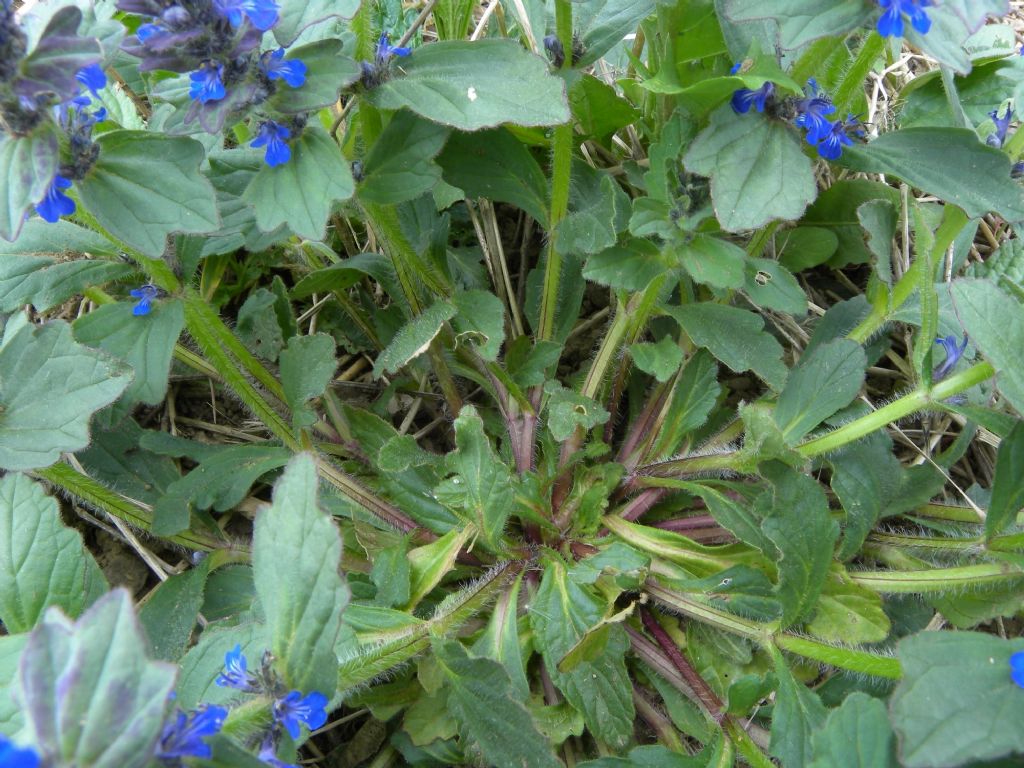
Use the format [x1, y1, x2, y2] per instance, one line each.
[4, 0, 1024, 765]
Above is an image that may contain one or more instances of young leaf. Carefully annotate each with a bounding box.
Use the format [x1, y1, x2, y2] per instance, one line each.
[358, 110, 449, 205]
[531, 556, 635, 749]
[809, 692, 898, 768]
[373, 300, 457, 378]
[891, 631, 1024, 767]
[684, 106, 816, 233]
[543, 382, 611, 441]
[630, 336, 684, 383]
[279, 333, 337, 430]
[0, 473, 106, 633]
[471, 574, 529, 700]
[366, 40, 570, 131]
[452, 290, 506, 362]
[77, 132, 219, 258]
[18, 589, 177, 768]
[243, 126, 355, 241]
[73, 299, 185, 407]
[774, 339, 866, 444]
[987, 421, 1024, 538]
[0, 318, 132, 471]
[406, 525, 474, 609]
[253, 454, 349, 698]
[434, 638, 561, 768]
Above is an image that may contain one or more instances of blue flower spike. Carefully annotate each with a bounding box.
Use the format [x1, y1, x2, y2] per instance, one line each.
[156, 705, 228, 762]
[1011, 651, 1024, 689]
[189, 61, 226, 103]
[934, 334, 968, 380]
[0, 735, 40, 768]
[35, 175, 76, 223]
[213, 0, 280, 31]
[261, 48, 307, 88]
[876, 0, 932, 38]
[730, 81, 774, 114]
[216, 643, 259, 691]
[273, 690, 328, 739]
[130, 284, 159, 317]
[251, 120, 292, 167]
[795, 78, 837, 144]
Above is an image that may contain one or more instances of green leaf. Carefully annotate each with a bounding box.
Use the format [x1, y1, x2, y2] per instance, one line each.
[17, 589, 177, 768]
[73, 299, 185, 407]
[806, 564, 890, 644]
[774, 339, 866, 443]
[576, 0, 658, 66]
[253, 454, 349, 698]
[434, 405, 514, 549]
[769, 644, 828, 768]
[809, 692, 898, 768]
[684, 106, 816, 233]
[584, 239, 669, 291]
[891, 631, 1024, 767]
[744, 257, 807, 314]
[0, 317, 132, 471]
[857, 200, 898, 285]
[267, 39, 360, 114]
[557, 162, 624, 256]
[531, 556, 635, 749]
[663, 303, 787, 390]
[0, 634, 27, 732]
[406, 526, 474, 609]
[273, 0, 358, 45]
[650, 350, 721, 459]
[373, 300, 457, 378]
[907, 0, 1010, 74]
[724, 0, 872, 50]
[569, 75, 639, 140]
[630, 336, 684, 383]
[138, 559, 209, 662]
[452, 290, 505, 361]
[675, 235, 746, 290]
[370, 543, 411, 608]
[175, 623, 265, 709]
[0, 473, 105, 634]
[471, 574, 529, 700]
[77, 131, 219, 258]
[279, 333, 337, 430]
[0, 255, 130, 314]
[841, 129, 1024, 222]
[359, 110, 449, 205]
[0, 125, 58, 242]
[243, 126, 355, 241]
[950, 279, 1024, 413]
[760, 464, 839, 627]
[366, 40, 570, 130]
[437, 128, 550, 225]
[434, 638, 561, 768]
[988, 421, 1024, 538]
[777, 227, 839, 272]
[802, 180, 901, 268]
[543, 382, 611, 441]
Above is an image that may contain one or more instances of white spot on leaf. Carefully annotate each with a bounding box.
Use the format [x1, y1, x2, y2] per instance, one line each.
[467, 86, 478, 101]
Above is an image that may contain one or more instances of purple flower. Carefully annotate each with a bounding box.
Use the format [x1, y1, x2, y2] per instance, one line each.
[76, 63, 106, 97]
[260, 48, 306, 88]
[215, 643, 259, 691]
[1012, 651, 1024, 688]
[130, 284, 159, 316]
[272, 690, 328, 739]
[816, 115, 863, 160]
[258, 737, 297, 768]
[877, 0, 932, 38]
[251, 120, 291, 167]
[934, 334, 968, 380]
[795, 78, 837, 144]
[730, 81, 774, 114]
[375, 32, 411, 62]
[189, 61, 225, 103]
[0, 735, 39, 768]
[156, 705, 228, 761]
[34, 175, 75, 223]
[986, 107, 1013, 149]
[213, 0, 279, 31]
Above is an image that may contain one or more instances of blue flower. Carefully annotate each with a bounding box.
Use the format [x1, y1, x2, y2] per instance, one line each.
[0, 735, 39, 768]
[260, 48, 306, 88]
[1012, 651, 1024, 688]
[934, 334, 968, 380]
[251, 120, 291, 167]
[156, 705, 228, 762]
[730, 81, 774, 114]
[130, 284, 159, 316]
[272, 690, 328, 739]
[34, 175, 75, 223]
[876, 0, 932, 37]
[816, 115, 863, 160]
[258, 737, 297, 768]
[986, 107, 1013, 148]
[376, 32, 411, 62]
[135, 22, 161, 43]
[213, 0, 279, 31]
[76, 63, 106, 97]
[189, 61, 225, 103]
[729, 61, 742, 75]
[215, 643, 259, 691]
[795, 78, 837, 144]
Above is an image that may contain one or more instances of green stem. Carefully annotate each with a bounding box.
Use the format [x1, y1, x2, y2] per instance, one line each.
[850, 562, 1024, 593]
[775, 634, 901, 679]
[833, 32, 884, 113]
[867, 531, 980, 551]
[723, 719, 773, 768]
[797, 361, 994, 457]
[34, 463, 228, 552]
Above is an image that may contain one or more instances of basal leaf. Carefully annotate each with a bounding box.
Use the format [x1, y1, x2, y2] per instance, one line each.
[987, 421, 1024, 538]
[809, 692, 898, 768]
[253, 454, 349, 698]
[769, 645, 827, 768]
[138, 559, 209, 662]
[0, 253, 130, 313]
